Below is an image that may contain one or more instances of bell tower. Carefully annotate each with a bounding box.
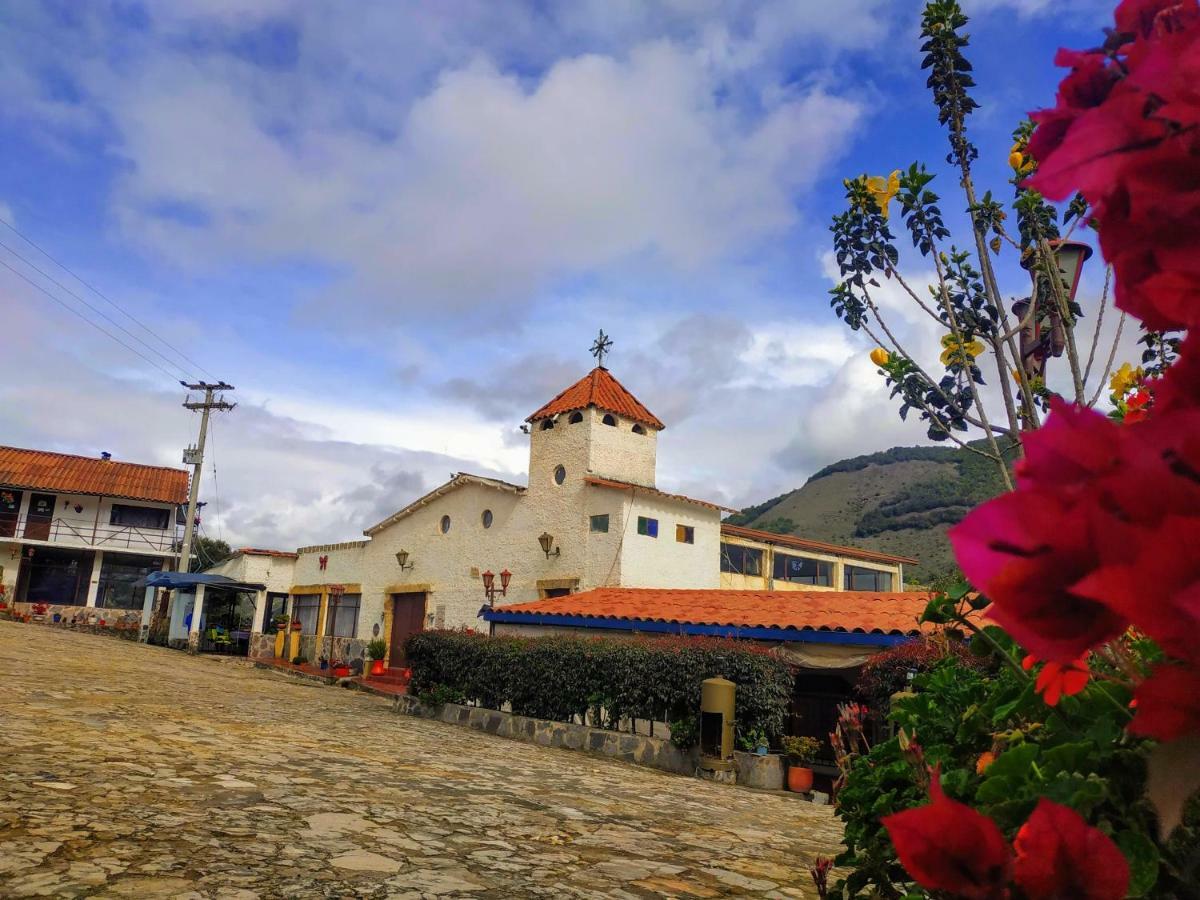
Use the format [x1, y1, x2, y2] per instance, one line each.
[525, 333, 663, 490]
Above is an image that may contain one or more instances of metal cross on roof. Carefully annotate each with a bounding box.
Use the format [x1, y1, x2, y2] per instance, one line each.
[589, 329, 613, 368]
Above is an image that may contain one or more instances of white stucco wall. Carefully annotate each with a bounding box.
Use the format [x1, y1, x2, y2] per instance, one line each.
[203, 552, 296, 595]
[617, 492, 721, 589]
[2, 490, 177, 560]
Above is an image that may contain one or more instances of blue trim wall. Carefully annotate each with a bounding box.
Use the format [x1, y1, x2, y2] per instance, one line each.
[481, 611, 912, 647]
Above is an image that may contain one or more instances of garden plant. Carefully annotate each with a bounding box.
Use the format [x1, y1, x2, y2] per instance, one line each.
[405, 630, 793, 743]
[822, 0, 1200, 897]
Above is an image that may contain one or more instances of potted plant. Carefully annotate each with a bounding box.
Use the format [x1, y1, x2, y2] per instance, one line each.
[366, 638, 388, 676]
[782, 736, 822, 793]
[331, 659, 351, 678]
[318, 655, 328, 670]
[292, 655, 307, 666]
[738, 727, 770, 756]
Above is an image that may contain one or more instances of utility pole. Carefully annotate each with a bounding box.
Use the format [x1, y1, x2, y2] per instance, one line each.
[179, 381, 236, 574]
[144, 381, 234, 647]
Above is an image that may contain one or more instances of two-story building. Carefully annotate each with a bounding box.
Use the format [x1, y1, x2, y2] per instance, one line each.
[0, 446, 188, 625]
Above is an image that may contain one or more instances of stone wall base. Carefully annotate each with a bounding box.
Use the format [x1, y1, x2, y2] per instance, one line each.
[394, 695, 742, 782]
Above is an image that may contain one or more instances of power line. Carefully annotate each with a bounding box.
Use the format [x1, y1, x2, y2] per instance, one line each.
[0, 215, 218, 380]
[208, 415, 225, 544]
[0, 257, 182, 383]
[0, 238, 195, 381]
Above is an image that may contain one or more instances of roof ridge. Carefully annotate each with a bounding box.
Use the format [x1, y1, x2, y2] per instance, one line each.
[0, 445, 186, 474]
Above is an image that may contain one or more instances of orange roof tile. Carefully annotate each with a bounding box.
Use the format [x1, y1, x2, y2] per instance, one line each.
[527, 367, 665, 430]
[493, 587, 937, 637]
[0, 446, 189, 505]
[585, 476, 737, 514]
[721, 524, 919, 566]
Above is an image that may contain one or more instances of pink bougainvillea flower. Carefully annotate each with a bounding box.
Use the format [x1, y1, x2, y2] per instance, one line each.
[1115, 0, 1200, 39]
[950, 491, 1127, 663]
[1072, 515, 1200, 665]
[1154, 338, 1200, 414]
[1012, 799, 1130, 900]
[882, 770, 1011, 900]
[1130, 664, 1200, 740]
[1026, 656, 1092, 706]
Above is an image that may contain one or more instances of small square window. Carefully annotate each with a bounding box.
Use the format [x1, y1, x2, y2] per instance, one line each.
[637, 516, 658, 538]
[590, 514, 610, 533]
[676, 524, 694, 544]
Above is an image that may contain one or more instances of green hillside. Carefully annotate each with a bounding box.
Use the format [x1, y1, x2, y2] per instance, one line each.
[727, 445, 1010, 584]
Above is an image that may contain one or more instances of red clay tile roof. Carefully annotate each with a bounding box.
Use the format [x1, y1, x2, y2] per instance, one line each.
[237, 548, 299, 559]
[0, 446, 189, 505]
[527, 367, 665, 430]
[721, 524, 919, 566]
[585, 476, 736, 514]
[494, 587, 937, 636]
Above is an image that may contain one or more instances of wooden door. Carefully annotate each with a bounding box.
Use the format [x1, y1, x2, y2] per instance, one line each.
[23, 493, 55, 541]
[0, 490, 21, 538]
[389, 593, 426, 664]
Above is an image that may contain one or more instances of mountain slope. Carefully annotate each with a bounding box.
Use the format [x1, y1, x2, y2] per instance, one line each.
[728, 445, 1008, 583]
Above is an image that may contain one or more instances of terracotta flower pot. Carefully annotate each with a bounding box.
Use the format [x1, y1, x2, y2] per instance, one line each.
[787, 765, 814, 793]
[333, 665, 351, 678]
[370, 659, 386, 676]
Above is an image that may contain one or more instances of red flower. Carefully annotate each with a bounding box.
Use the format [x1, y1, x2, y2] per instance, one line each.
[1154, 336, 1200, 412]
[1124, 388, 1153, 422]
[882, 771, 1011, 900]
[1115, 0, 1200, 39]
[1130, 664, 1200, 739]
[1071, 515, 1200, 665]
[1025, 655, 1092, 706]
[950, 490, 1127, 663]
[1012, 799, 1130, 900]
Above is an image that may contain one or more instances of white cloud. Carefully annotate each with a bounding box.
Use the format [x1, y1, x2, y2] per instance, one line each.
[101, 44, 861, 322]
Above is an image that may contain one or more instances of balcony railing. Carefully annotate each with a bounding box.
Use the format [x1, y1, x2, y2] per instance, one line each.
[0, 516, 180, 554]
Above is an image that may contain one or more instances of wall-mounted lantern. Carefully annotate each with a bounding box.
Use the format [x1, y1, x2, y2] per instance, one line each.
[538, 532, 561, 559]
[395, 549, 414, 571]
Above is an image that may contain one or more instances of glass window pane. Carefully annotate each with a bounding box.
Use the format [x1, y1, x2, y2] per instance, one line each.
[326, 593, 360, 638]
[844, 565, 893, 591]
[293, 594, 320, 635]
[773, 553, 831, 586]
[590, 514, 609, 533]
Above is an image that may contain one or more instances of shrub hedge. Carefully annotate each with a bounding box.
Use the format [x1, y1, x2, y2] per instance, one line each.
[405, 630, 795, 740]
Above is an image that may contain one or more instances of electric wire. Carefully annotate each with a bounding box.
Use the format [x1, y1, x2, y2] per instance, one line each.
[208, 416, 226, 544]
[0, 237, 194, 381]
[0, 215, 217, 380]
[0, 257, 182, 383]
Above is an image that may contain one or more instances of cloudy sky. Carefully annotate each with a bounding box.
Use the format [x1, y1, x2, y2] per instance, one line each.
[0, 0, 1124, 550]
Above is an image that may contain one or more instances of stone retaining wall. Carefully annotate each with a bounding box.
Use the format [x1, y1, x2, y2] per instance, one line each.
[393, 695, 699, 777]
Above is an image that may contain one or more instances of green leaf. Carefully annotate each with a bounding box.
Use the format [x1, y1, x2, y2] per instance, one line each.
[1116, 831, 1160, 898]
[1041, 741, 1095, 777]
[982, 742, 1039, 782]
[992, 681, 1036, 725]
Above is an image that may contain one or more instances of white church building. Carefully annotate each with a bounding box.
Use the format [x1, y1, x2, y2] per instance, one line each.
[240, 359, 914, 669]
[259, 364, 732, 664]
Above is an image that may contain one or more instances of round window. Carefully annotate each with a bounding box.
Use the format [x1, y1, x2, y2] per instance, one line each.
[439, 515, 451, 534]
[554, 465, 566, 485]
[481, 509, 493, 529]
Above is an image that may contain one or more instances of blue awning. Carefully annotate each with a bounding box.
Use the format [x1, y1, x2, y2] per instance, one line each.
[137, 571, 266, 592]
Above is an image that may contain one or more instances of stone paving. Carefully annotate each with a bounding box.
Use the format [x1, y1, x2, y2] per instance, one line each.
[0, 622, 843, 898]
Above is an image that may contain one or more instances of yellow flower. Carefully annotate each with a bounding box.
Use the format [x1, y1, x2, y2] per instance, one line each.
[869, 347, 891, 367]
[1009, 141, 1035, 176]
[865, 170, 901, 219]
[940, 333, 985, 366]
[1109, 362, 1144, 397]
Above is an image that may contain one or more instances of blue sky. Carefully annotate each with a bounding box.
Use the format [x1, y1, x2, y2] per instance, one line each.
[0, 0, 1122, 549]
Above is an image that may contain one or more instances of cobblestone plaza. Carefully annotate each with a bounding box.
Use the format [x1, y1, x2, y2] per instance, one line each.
[0, 623, 842, 898]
